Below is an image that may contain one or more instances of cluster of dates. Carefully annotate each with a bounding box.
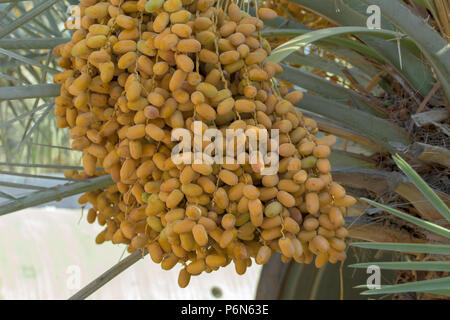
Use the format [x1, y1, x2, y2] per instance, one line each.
[54, 0, 354, 287]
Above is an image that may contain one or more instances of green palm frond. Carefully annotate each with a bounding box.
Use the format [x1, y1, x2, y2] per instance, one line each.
[0, 0, 448, 301]
[355, 277, 450, 295]
[350, 261, 450, 272]
[351, 155, 450, 297]
[290, 0, 437, 96]
[393, 154, 450, 222]
[351, 242, 450, 255]
[0, 175, 114, 216]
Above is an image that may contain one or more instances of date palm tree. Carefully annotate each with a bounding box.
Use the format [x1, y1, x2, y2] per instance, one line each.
[0, 0, 448, 299]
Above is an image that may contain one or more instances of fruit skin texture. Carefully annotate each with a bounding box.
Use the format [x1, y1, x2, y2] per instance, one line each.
[53, 0, 351, 288]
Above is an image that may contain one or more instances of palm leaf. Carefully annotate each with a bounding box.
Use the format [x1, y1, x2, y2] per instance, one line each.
[0, 48, 58, 73]
[267, 26, 404, 64]
[393, 154, 450, 222]
[291, 0, 435, 96]
[351, 242, 450, 255]
[262, 28, 385, 62]
[279, 63, 385, 116]
[0, 103, 51, 130]
[69, 250, 146, 300]
[0, 175, 115, 216]
[0, 0, 31, 4]
[328, 150, 377, 169]
[296, 94, 411, 154]
[0, 180, 46, 190]
[0, 84, 61, 100]
[353, 154, 450, 297]
[13, 103, 53, 157]
[0, 37, 69, 49]
[362, 198, 450, 239]
[0, 162, 83, 170]
[0, 0, 63, 39]
[357, 0, 450, 101]
[0, 169, 72, 181]
[357, 276, 450, 295]
[350, 261, 450, 272]
[283, 51, 350, 80]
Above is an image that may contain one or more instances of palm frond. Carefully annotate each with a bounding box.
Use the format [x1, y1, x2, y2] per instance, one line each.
[351, 242, 450, 255]
[352, 155, 450, 297]
[0, 175, 115, 216]
[0, 0, 63, 39]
